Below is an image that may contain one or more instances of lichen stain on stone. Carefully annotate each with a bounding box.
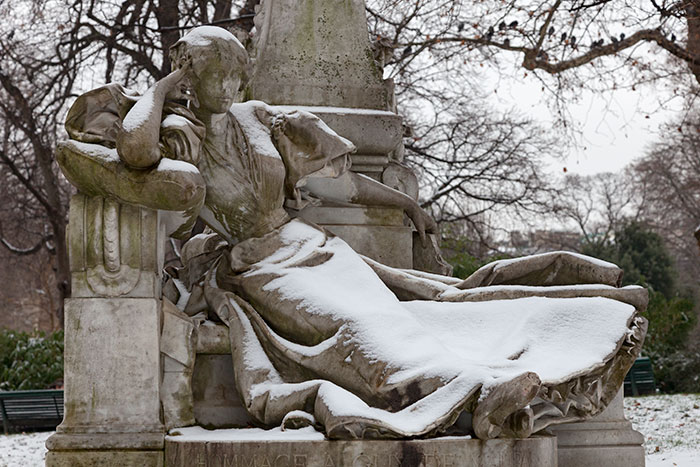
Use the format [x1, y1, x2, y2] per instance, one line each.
[398, 443, 423, 467]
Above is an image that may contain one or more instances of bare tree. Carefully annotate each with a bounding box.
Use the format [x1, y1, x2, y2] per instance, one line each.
[367, 1, 700, 96]
[403, 94, 558, 244]
[550, 171, 642, 249]
[0, 0, 251, 327]
[632, 111, 700, 291]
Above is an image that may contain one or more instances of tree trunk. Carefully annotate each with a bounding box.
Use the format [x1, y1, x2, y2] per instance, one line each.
[156, 0, 181, 75]
[686, 1, 700, 83]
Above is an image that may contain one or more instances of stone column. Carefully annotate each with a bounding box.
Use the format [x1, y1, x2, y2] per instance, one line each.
[249, 0, 422, 269]
[550, 389, 645, 467]
[46, 195, 166, 467]
[249, 0, 391, 110]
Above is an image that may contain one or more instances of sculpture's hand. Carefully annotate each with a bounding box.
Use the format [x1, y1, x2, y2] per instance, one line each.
[162, 60, 195, 103]
[406, 203, 438, 247]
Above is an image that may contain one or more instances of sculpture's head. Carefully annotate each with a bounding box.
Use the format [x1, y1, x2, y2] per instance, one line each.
[170, 26, 248, 114]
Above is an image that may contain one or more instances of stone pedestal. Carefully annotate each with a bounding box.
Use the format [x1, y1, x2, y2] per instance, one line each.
[293, 203, 412, 269]
[166, 435, 558, 467]
[46, 195, 167, 467]
[550, 390, 645, 467]
[250, 0, 391, 110]
[273, 105, 405, 181]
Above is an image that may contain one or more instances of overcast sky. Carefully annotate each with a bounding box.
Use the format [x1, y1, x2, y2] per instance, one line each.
[490, 68, 682, 176]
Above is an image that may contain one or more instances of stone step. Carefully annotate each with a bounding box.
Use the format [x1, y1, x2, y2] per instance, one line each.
[165, 435, 557, 467]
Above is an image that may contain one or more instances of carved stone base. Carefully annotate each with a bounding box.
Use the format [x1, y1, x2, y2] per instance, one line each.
[165, 435, 557, 467]
[551, 390, 644, 467]
[46, 297, 165, 464]
[46, 450, 163, 467]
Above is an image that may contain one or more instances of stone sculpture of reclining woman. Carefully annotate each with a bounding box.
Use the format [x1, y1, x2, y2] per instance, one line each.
[57, 26, 648, 441]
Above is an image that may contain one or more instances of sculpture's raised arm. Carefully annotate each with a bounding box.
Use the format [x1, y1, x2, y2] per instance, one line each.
[57, 66, 206, 238]
[116, 64, 193, 169]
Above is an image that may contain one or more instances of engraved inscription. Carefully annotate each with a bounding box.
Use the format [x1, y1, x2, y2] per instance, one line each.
[175, 445, 471, 467]
[192, 453, 315, 467]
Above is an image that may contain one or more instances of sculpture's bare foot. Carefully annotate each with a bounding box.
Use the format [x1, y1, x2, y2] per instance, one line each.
[501, 407, 535, 438]
[473, 372, 541, 439]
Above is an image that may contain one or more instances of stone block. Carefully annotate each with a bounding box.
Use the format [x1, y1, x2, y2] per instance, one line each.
[46, 450, 163, 467]
[192, 354, 252, 428]
[53, 297, 163, 435]
[551, 390, 644, 467]
[323, 224, 412, 269]
[165, 435, 557, 467]
[296, 204, 405, 227]
[250, 0, 391, 109]
[293, 204, 413, 269]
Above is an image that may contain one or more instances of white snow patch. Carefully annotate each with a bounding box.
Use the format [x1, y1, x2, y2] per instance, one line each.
[625, 393, 700, 461]
[229, 101, 282, 161]
[122, 87, 155, 132]
[179, 26, 241, 47]
[64, 140, 119, 162]
[161, 114, 190, 129]
[156, 157, 199, 174]
[273, 105, 398, 117]
[167, 425, 325, 441]
[173, 278, 191, 311]
[0, 430, 51, 467]
[492, 250, 619, 270]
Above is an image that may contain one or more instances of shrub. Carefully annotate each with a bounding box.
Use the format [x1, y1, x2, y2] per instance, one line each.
[0, 328, 64, 391]
[652, 350, 700, 393]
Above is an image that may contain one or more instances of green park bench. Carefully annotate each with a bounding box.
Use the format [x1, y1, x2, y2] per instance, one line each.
[0, 389, 64, 434]
[624, 357, 656, 396]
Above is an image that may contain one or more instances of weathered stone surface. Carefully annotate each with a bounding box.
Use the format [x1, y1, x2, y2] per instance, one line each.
[292, 204, 413, 269]
[192, 354, 252, 428]
[68, 194, 166, 298]
[46, 432, 164, 451]
[272, 106, 403, 156]
[551, 390, 644, 467]
[323, 225, 413, 269]
[52, 298, 163, 435]
[412, 232, 454, 276]
[161, 299, 197, 429]
[196, 323, 230, 354]
[46, 450, 163, 467]
[165, 435, 557, 467]
[249, 0, 392, 109]
[295, 204, 405, 227]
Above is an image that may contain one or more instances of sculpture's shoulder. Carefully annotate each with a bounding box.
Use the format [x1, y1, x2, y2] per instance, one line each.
[64, 82, 205, 165]
[57, 83, 206, 229]
[65, 83, 140, 147]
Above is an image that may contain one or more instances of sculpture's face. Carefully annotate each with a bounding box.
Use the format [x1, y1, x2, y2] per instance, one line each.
[191, 51, 241, 114]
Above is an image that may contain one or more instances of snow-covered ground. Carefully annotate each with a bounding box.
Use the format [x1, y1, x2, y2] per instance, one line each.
[0, 431, 51, 467]
[625, 393, 700, 466]
[1, 394, 698, 467]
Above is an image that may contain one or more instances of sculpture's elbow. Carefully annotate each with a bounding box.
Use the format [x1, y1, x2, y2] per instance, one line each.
[117, 134, 161, 169]
[176, 172, 206, 210]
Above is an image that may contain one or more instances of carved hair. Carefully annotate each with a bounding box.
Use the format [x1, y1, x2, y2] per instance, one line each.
[169, 26, 249, 78]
